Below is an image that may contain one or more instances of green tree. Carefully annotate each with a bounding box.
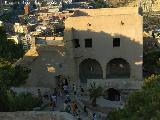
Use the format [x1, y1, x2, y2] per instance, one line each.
[88, 82, 103, 106]
[12, 65, 31, 86]
[107, 75, 160, 120]
[143, 51, 160, 75]
[0, 82, 9, 112]
[0, 21, 33, 112]
[89, 0, 108, 8]
[8, 92, 42, 111]
[0, 65, 31, 88]
[0, 26, 24, 61]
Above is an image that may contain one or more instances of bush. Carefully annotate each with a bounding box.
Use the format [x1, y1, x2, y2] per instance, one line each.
[107, 75, 160, 120]
[0, 65, 31, 87]
[12, 66, 31, 86]
[8, 92, 42, 111]
[88, 82, 103, 106]
[0, 26, 24, 61]
[0, 83, 9, 112]
[89, 0, 108, 8]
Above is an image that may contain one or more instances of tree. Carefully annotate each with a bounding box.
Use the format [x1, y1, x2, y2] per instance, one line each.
[0, 82, 9, 112]
[88, 82, 103, 107]
[107, 75, 160, 120]
[0, 25, 32, 112]
[89, 0, 108, 8]
[0, 26, 24, 61]
[143, 51, 160, 75]
[0, 65, 31, 88]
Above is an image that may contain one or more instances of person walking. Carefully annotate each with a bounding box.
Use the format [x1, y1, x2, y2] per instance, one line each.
[37, 88, 42, 100]
[92, 112, 96, 120]
[71, 101, 78, 116]
[80, 86, 84, 96]
[73, 84, 77, 97]
[64, 100, 68, 112]
[63, 84, 69, 95]
[66, 94, 71, 103]
[66, 104, 71, 113]
[51, 94, 56, 110]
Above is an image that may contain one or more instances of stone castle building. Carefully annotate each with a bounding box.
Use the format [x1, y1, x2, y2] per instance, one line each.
[64, 7, 143, 101]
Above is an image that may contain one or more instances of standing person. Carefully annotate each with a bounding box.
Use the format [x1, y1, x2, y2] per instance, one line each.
[37, 88, 42, 101]
[66, 104, 71, 113]
[64, 100, 68, 112]
[67, 76, 70, 86]
[92, 112, 96, 120]
[60, 80, 63, 94]
[71, 101, 76, 116]
[66, 94, 71, 103]
[54, 88, 58, 96]
[73, 84, 76, 96]
[65, 78, 68, 85]
[44, 90, 49, 100]
[80, 86, 84, 96]
[71, 101, 78, 116]
[51, 94, 56, 110]
[54, 88, 58, 102]
[76, 113, 81, 120]
[63, 84, 68, 95]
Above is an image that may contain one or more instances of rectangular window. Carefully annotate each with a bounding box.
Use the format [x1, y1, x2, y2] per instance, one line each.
[85, 38, 92, 48]
[73, 39, 80, 48]
[113, 38, 120, 47]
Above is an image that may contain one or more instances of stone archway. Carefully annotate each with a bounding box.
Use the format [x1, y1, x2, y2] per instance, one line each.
[79, 58, 103, 83]
[106, 58, 130, 79]
[105, 88, 120, 101]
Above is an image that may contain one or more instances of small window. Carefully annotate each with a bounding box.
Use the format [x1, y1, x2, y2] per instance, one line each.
[113, 38, 120, 47]
[85, 38, 92, 48]
[73, 39, 80, 48]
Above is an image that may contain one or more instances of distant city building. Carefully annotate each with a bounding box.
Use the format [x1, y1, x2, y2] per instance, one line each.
[0, 21, 3, 27]
[24, 4, 30, 15]
[14, 23, 28, 34]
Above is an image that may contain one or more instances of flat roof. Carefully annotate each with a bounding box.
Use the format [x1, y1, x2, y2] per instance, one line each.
[72, 7, 139, 17]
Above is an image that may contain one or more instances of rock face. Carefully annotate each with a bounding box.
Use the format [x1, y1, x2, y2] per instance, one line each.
[0, 111, 74, 120]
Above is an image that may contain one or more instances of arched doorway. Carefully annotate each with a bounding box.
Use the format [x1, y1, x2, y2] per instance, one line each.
[106, 58, 130, 78]
[106, 88, 120, 101]
[79, 58, 103, 83]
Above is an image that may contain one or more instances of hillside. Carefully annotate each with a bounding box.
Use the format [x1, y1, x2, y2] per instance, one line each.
[126, 0, 160, 12]
[107, 0, 160, 12]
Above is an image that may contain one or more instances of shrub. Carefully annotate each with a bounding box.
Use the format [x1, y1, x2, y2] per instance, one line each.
[8, 92, 42, 111]
[0, 83, 9, 112]
[107, 75, 160, 120]
[88, 82, 103, 106]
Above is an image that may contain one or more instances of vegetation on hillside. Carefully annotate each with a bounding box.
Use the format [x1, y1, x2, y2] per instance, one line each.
[0, 26, 41, 112]
[89, 0, 109, 8]
[0, 27, 24, 61]
[143, 51, 160, 76]
[107, 75, 160, 120]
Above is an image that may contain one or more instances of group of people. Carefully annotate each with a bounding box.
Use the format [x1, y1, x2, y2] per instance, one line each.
[55, 75, 82, 119]
[41, 88, 58, 111]
[64, 97, 82, 120]
[37, 74, 96, 120]
[56, 75, 69, 96]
